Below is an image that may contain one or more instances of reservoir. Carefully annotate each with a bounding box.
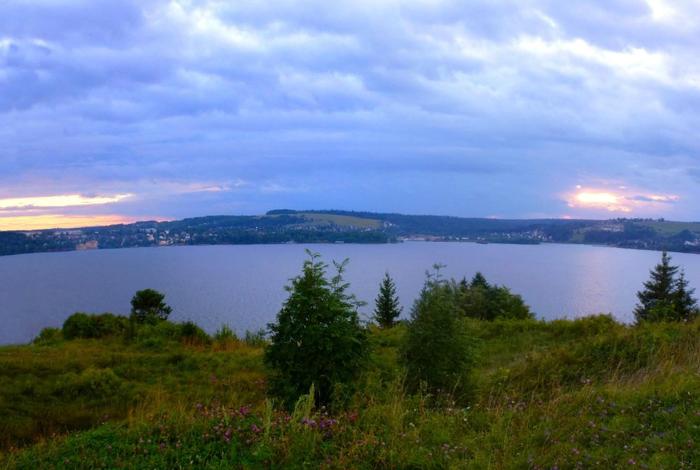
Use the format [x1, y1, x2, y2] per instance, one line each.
[1, 242, 698, 344]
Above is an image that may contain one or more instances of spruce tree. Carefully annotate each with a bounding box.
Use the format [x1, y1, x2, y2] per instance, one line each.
[634, 251, 679, 323]
[265, 251, 367, 407]
[470, 272, 490, 290]
[674, 270, 699, 322]
[373, 272, 402, 328]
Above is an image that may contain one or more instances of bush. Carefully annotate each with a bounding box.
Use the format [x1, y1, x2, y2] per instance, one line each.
[132, 320, 183, 349]
[244, 329, 267, 347]
[52, 368, 127, 401]
[453, 273, 533, 320]
[179, 321, 211, 345]
[214, 324, 238, 342]
[265, 251, 368, 408]
[401, 268, 476, 402]
[33, 327, 62, 344]
[62, 313, 129, 340]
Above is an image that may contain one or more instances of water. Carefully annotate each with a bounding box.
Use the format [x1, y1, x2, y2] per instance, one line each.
[0, 242, 698, 345]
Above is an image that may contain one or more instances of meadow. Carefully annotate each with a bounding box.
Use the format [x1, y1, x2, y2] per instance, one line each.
[2, 314, 699, 469]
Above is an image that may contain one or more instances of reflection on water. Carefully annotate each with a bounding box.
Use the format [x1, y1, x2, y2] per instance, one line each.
[1, 242, 698, 344]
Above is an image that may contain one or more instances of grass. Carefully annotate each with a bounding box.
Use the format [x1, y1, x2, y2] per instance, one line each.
[298, 213, 383, 229]
[2, 316, 700, 468]
[635, 220, 700, 237]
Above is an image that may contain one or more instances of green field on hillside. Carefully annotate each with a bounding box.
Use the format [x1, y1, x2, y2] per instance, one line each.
[2, 316, 700, 469]
[298, 212, 383, 229]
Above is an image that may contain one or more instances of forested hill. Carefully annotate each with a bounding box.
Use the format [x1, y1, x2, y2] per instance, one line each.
[1, 209, 699, 256]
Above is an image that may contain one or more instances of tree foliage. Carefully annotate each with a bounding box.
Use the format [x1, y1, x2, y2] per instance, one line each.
[401, 265, 475, 402]
[635, 251, 698, 323]
[453, 272, 533, 321]
[130, 289, 173, 324]
[264, 251, 368, 408]
[373, 272, 402, 328]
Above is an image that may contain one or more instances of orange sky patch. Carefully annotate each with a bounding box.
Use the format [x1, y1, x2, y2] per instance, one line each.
[0, 214, 138, 231]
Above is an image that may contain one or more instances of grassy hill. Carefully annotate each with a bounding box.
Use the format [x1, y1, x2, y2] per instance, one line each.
[2, 316, 700, 468]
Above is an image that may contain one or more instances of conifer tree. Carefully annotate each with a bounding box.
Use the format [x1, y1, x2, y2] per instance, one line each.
[674, 270, 699, 322]
[265, 251, 367, 407]
[635, 251, 680, 322]
[470, 272, 490, 290]
[373, 272, 402, 328]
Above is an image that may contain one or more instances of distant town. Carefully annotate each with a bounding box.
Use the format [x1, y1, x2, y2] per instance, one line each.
[1, 210, 699, 257]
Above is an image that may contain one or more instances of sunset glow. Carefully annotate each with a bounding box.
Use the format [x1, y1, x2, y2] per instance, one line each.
[0, 194, 132, 210]
[0, 214, 137, 231]
[574, 192, 620, 206]
[566, 187, 680, 214]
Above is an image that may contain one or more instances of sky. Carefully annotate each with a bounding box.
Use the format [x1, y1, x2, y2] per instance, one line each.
[1, 0, 699, 230]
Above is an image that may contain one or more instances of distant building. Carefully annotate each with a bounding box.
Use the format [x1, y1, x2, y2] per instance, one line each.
[76, 240, 98, 250]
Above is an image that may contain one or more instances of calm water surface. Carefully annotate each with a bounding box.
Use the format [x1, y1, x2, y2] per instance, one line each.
[1, 242, 699, 344]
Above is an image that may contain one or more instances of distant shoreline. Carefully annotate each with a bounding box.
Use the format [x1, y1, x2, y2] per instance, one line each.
[2, 210, 699, 257]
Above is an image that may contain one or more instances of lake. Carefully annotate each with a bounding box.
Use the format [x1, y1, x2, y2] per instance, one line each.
[1, 242, 698, 344]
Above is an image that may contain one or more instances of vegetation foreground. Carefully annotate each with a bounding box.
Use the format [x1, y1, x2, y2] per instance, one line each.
[1, 253, 700, 469]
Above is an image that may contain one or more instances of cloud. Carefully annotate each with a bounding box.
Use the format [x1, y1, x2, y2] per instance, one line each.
[0, 193, 132, 210]
[0, 0, 699, 224]
[565, 185, 680, 214]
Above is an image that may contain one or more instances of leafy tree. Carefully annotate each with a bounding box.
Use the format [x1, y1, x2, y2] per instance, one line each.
[635, 251, 680, 323]
[265, 251, 367, 407]
[486, 286, 532, 320]
[130, 289, 172, 324]
[454, 273, 533, 321]
[401, 265, 475, 401]
[373, 272, 402, 328]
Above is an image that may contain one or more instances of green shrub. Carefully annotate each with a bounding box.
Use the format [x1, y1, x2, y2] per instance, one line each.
[52, 368, 127, 401]
[453, 273, 534, 320]
[401, 268, 476, 402]
[244, 329, 267, 347]
[62, 313, 129, 340]
[214, 324, 238, 341]
[33, 327, 62, 344]
[132, 320, 182, 349]
[179, 321, 211, 345]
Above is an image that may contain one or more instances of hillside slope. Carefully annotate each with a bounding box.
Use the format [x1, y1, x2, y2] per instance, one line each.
[2, 316, 700, 468]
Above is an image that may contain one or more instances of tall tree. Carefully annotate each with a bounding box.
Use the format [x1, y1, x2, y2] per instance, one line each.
[674, 270, 699, 322]
[635, 251, 679, 323]
[373, 272, 402, 328]
[265, 251, 367, 407]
